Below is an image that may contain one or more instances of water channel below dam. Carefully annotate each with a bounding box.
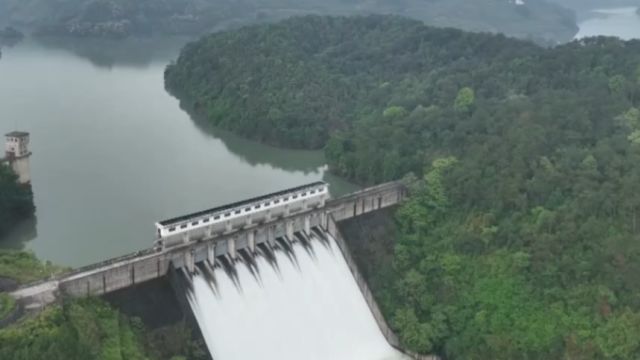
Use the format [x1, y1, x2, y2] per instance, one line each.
[186, 231, 407, 360]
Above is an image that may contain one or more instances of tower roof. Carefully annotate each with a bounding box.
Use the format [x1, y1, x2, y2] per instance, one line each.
[5, 131, 29, 138]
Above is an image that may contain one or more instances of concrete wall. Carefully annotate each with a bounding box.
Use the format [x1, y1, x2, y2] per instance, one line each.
[327, 215, 439, 360]
[58, 250, 172, 298]
[5, 133, 31, 184]
[10, 156, 31, 184]
[171, 208, 325, 270]
[327, 181, 406, 222]
[15, 207, 329, 306]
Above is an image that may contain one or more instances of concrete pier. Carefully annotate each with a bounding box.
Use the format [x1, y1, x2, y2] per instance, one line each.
[3, 131, 32, 184]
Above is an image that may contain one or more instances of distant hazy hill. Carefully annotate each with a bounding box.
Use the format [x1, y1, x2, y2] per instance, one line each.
[0, 0, 577, 42]
[546, 0, 640, 11]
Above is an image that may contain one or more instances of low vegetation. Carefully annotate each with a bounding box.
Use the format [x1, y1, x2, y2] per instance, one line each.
[0, 250, 66, 284]
[0, 298, 149, 359]
[0, 293, 15, 320]
[0, 295, 208, 359]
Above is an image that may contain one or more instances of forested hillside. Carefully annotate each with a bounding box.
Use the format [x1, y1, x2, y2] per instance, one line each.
[0, 164, 34, 237]
[0, 297, 212, 359]
[165, 16, 542, 148]
[0, 299, 150, 360]
[167, 15, 640, 358]
[0, 0, 576, 41]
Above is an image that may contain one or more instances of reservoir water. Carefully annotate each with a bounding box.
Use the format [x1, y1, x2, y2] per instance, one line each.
[0, 38, 356, 267]
[576, 7, 640, 40]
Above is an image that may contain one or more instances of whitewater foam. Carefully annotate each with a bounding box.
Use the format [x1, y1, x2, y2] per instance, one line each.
[186, 232, 407, 360]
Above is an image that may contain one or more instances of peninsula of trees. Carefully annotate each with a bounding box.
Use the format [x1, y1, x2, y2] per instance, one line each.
[167, 15, 640, 358]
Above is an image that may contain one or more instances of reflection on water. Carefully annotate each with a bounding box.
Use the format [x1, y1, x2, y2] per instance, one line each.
[178, 94, 357, 189]
[33, 36, 193, 69]
[1, 217, 38, 251]
[180, 98, 325, 174]
[0, 38, 357, 267]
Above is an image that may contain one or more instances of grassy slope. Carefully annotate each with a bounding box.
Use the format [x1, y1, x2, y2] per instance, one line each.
[0, 250, 66, 284]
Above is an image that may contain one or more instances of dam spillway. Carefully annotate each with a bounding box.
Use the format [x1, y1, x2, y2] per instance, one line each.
[185, 230, 407, 360]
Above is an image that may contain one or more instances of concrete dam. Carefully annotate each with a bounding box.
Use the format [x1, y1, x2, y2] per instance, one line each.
[11, 181, 437, 360]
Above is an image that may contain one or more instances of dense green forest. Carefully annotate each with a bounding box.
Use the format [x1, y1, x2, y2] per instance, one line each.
[0, 164, 34, 237]
[0, 0, 577, 41]
[0, 297, 207, 360]
[0, 298, 152, 360]
[165, 16, 542, 148]
[167, 15, 640, 358]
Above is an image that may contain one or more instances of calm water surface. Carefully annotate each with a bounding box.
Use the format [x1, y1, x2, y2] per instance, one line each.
[576, 7, 640, 40]
[0, 38, 356, 267]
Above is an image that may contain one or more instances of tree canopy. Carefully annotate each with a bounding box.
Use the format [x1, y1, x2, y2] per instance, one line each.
[0, 164, 34, 237]
[0, 294, 209, 359]
[0, 298, 149, 360]
[166, 15, 546, 148]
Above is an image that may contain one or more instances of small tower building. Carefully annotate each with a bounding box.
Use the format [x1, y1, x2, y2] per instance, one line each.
[4, 131, 32, 184]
